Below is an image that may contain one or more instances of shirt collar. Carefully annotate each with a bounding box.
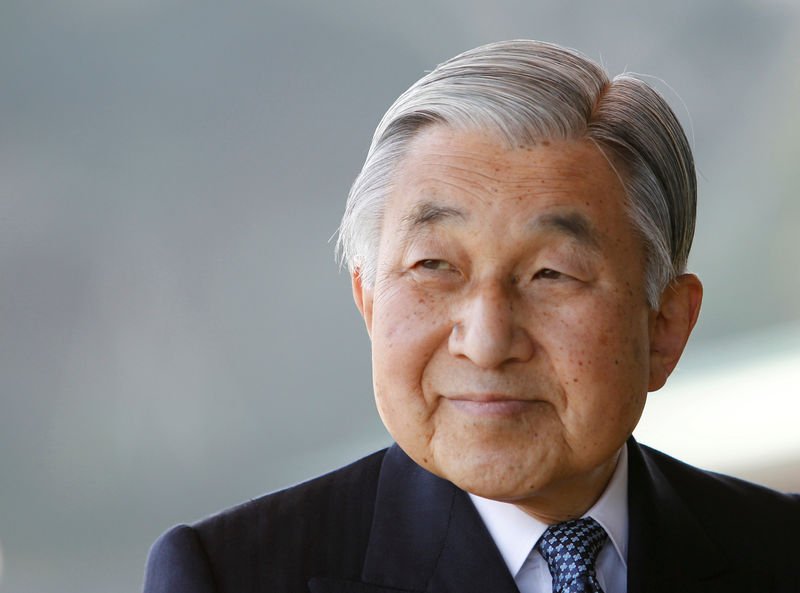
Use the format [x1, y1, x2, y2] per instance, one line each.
[468, 445, 629, 577]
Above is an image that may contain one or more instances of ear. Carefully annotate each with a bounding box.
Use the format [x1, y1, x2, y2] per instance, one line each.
[648, 273, 703, 391]
[351, 267, 374, 339]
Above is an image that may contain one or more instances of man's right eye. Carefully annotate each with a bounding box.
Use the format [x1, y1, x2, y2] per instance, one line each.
[417, 259, 454, 271]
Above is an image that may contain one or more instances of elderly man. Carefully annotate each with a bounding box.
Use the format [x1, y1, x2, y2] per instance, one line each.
[143, 40, 799, 593]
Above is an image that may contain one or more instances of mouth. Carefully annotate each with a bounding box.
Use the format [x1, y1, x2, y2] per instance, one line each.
[443, 394, 536, 417]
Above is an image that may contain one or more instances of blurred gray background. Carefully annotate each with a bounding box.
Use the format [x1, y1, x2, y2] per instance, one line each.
[2, 1, 799, 591]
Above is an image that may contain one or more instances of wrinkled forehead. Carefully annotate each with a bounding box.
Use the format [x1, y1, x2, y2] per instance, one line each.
[387, 125, 628, 220]
[374, 126, 651, 272]
[393, 123, 626, 192]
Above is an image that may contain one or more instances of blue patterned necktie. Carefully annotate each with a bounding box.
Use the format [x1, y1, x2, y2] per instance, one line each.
[537, 517, 607, 593]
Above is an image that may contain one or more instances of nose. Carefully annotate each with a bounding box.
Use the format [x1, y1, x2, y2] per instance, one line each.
[448, 282, 534, 368]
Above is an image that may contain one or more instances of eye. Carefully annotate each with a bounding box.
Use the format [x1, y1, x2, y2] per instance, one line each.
[532, 268, 566, 280]
[417, 259, 455, 271]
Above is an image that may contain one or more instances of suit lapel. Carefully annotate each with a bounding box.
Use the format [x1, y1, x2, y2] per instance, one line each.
[626, 439, 766, 593]
[310, 444, 519, 593]
[423, 489, 521, 593]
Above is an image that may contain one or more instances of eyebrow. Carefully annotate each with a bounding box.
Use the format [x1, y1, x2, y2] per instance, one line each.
[529, 212, 601, 251]
[399, 201, 601, 252]
[400, 201, 469, 231]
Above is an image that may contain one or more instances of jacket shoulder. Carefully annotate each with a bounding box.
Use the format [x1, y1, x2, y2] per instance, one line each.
[639, 443, 798, 504]
[196, 447, 387, 533]
[638, 443, 800, 545]
[147, 449, 388, 593]
[629, 442, 800, 592]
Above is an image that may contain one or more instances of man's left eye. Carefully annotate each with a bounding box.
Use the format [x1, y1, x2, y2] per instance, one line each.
[532, 268, 566, 280]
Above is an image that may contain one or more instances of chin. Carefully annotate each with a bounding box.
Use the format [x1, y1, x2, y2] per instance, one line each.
[427, 445, 555, 501]
[450, 469, 549, 503]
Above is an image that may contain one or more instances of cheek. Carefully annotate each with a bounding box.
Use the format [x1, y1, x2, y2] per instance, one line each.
[372, 284, 451, 360]
[542, 294, 651, 405]
[370, 283, 452, 431]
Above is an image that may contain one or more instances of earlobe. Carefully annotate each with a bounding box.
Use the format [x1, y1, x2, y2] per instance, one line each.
[648, 273, 703, 391]
[351, 268, 374, 338]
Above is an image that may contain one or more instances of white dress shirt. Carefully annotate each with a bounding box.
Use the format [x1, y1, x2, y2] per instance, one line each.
[469, 446, 628, 593]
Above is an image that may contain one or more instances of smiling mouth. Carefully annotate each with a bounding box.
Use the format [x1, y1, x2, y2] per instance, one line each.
[444, 395, 536, 417]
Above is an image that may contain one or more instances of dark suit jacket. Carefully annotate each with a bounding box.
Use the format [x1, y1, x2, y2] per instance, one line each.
[143, 438, 800, 593]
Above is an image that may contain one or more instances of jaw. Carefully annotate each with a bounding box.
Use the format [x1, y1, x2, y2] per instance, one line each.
[449, 442, 622, 524]
[406, 404, 627, 523]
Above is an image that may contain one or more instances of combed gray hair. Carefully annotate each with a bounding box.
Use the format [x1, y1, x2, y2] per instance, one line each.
[337, 40, 696, 308]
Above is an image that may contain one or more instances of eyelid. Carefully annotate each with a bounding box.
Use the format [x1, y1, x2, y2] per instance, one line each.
[417, 259, 455, 271]
[532, 249, 595, 281]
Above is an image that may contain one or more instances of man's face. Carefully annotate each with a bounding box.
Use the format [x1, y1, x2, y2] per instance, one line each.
[354, 125, 660, 520]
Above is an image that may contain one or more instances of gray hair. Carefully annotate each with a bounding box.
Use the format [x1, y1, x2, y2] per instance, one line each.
[337, 39, 696, 308]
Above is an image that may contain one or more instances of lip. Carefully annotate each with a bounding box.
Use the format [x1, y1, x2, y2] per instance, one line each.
[443, 394, 535, 417]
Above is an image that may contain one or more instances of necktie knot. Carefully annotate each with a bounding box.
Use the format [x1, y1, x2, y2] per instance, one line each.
[537, 517, 607, 593]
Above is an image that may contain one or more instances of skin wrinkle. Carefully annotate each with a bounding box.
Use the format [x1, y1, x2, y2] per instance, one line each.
[415, 178, 497, 206]
[411, 144, 595, 184]
[415, 169, 607, 205]
[354, 124, 699, 523]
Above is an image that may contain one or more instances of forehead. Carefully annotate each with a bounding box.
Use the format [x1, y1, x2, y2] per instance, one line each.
[384, 125, 633, 244]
